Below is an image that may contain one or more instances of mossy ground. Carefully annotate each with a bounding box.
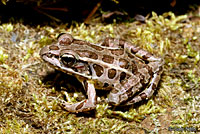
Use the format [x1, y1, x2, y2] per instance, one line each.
[0, 12, 200, 133]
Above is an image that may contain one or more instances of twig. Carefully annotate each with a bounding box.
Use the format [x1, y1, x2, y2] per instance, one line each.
[38, 7, 68, 12]
[84, 0, 102, 23]
[33, 7, 61, 22]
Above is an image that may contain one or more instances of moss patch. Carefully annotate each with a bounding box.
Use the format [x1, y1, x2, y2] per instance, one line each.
[0, 12, 199, 133]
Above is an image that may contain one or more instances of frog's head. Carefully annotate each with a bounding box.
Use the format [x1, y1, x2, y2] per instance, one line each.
[40, 33, 92, 79]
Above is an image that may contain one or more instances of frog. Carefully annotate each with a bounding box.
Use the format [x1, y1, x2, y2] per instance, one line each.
[40, 33, 163, 113]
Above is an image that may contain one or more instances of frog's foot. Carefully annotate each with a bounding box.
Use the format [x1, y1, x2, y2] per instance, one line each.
[60, 80, 97, 113]
[59, 99, 96, 113]
[108, 78, 142, 106]
[108, 86, 132, 106]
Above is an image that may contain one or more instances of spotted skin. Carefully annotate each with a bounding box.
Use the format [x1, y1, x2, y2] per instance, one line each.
[40, 33, 164, 113]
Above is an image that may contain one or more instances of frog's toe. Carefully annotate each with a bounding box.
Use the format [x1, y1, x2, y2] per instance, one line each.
[59, 99, 96, 113]
[108, 93, 121, 106]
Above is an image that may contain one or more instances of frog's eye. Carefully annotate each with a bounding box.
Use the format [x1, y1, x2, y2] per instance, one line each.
[57, 33, 66, 39]
[61, 54, 76, 67]
[58, 33, 73, 46]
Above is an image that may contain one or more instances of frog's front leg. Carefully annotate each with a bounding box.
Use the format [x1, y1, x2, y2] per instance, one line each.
[60, 80, 97, 113]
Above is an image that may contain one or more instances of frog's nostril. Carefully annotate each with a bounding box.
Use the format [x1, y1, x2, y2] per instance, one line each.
[40, 46, 49, 56]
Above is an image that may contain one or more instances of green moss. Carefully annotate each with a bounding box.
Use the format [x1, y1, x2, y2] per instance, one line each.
[0, 11, 200, 133]
[0, 47, 8, 63]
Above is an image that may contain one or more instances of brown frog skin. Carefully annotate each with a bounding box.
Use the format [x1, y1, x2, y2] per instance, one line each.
[40, 33, 163, 113]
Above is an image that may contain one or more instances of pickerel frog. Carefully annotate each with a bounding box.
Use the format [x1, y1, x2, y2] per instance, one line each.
[40, 33, 163, 113]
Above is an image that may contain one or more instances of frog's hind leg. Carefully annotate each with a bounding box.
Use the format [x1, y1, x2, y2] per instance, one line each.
[108, 76, 142, 106]
[121, 42, 164, 105]
[124, 66, 163, 106]
[59, 80, 97, 113]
